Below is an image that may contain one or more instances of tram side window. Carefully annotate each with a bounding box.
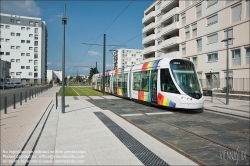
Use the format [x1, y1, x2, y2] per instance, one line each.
[106, 76, 110, 86]
[140, 71, 149, 92]
[160, 69, 179, 94]
[133, 72, 141, 91]
[118, 74, 123, 88]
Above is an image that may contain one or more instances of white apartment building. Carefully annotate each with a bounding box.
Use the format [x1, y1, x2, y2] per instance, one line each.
[142, 0, 250, 91]
[112, 48, 143, 69]
[0, 13, 48, 84]
[47, 70, 62, 83]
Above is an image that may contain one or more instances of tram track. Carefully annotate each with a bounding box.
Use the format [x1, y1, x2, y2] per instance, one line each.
[86, 96, 249, 165]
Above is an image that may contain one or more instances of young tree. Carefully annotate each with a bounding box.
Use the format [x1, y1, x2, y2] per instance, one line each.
[88, 67, 99, 80]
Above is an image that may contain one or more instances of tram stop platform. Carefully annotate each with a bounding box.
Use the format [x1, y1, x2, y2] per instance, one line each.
[0, 86, 249, 165]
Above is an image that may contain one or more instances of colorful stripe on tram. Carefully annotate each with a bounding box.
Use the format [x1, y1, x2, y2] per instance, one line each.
[157, 93, 176, 108]
[142, 59, 160, 71]
[115, 68, 124, 75]
[138, 91, 150, 102]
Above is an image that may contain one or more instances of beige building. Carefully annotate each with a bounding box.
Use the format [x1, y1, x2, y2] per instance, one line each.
[142, 0, 250, 91]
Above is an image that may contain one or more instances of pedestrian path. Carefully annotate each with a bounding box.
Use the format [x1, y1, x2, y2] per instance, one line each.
[1, 86, 249, 165]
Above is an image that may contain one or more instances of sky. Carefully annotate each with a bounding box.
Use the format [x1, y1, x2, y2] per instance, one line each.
[1, 0, 154, 76]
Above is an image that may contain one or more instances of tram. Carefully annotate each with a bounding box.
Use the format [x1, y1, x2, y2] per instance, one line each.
[92, 58, 204, 109]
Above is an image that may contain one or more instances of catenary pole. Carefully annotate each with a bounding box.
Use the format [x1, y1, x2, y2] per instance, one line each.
[62, 4, 67, 113]
[102, 34, 106, 94]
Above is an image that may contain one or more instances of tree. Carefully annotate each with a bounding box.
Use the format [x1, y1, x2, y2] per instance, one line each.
[88, 67, 99, 80]
[76, 75, 82, 83]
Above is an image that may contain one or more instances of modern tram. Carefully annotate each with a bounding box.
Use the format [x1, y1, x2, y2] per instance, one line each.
[92, 58, 204, 109]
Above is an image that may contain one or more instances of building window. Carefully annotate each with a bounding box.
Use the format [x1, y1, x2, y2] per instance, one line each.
[16, 46, 20, 49]
[192, 23, 197, 37]
[0, 25, 3, 28]
[21, 66, 25, 69]
[5, 25, 10, 29]
[5, 39, 10, 42]
[21, 27, 25, 30]
[246, 0, 250, 18]
[16, 20, 21, 24]
[196, 4, 202, 18]
[232, 49, 241, 66]
[21, 40, 25, 43]
[182, 43, 186, 55]
[34, 47, 38, 52]
[29, 72, 32, 76]
[27, 27, 31, 31]
[34, 41, 38, 46]
[26, 53, 30, 56]
[11, 46, 15, 49]
[182, 13, 186, 25]
[16, 59, 20, 63]
[11, 32, 15, 36]
[207, 53, 218, 62]
[246, 47, 250, 64]
[29, 47, 33, 50]
[34, 60, 38, 65]
[10, 19, 14, 23]
[11, 59, 15, 62]
[185, 26, 190, 39]
[35, 22, 39, 27]
[29, 59, 33, 63]
[207, 14, 218, 26]
[34, 66, 38, 71]
[0, 38, 4, 42]
[207, 0, 218, 8]
[232, 3, 242, 23]
[34, 73, 38, 78]
[35, 28, 38, 33]
[29, 34, 33, 37]
[34, 34, 38, 40]
[21, 53, 25, 56]
[26, 66, 30, 69]
[16, 33, 20, 36]
[26, 40, 30, 43]
[197, 38, 202, 52]
[6, 52, 10, 56]
[29, 21, 33, 25]
[11, 72, 15, 76]
[0, 52, 4, 55]
[207, 33, 218, 44]
[34, 53, 38, 59]
[224, 28, 233, 45]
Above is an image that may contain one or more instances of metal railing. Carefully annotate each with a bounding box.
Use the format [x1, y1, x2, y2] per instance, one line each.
[199, 78, 250, 92]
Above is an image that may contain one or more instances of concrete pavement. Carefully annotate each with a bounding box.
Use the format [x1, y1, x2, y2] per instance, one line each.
[1, 86, 249, 165]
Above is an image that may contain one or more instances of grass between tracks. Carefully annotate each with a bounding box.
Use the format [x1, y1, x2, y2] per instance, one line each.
[58, 86, 107, 96]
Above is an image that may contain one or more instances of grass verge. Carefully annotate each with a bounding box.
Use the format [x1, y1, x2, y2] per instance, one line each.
[59, 87, 108, 96]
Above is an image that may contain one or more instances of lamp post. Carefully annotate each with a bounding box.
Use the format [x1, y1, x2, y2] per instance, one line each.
[221, 28, 234, 105]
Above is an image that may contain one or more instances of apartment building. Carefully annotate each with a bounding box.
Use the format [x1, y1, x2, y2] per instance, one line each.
[0, 13, 48, 84]
[47, 70, 62, 83]
[142, 0, 250, 91]
[112, 48, 143, 69]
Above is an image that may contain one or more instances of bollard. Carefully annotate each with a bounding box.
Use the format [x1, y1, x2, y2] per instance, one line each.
[32, 89, 33, 98]
[25, 91, 27, 102]
[56, 92, 58, 109]
[4, 96, 7, 114]
[29, 90, 31, 100]
[13, 94, 16, 109]
[20, 92, 22, 105]
[35, 89, 36, 97]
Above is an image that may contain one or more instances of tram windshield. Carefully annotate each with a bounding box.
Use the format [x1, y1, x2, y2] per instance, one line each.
[170, 59, 202, 99]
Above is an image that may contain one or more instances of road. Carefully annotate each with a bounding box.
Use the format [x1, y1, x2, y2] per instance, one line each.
[0, 86, 49, 111]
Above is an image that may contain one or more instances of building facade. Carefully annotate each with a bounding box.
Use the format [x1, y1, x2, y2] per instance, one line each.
[0, 59, 11, 83]
[0, 13, 48, 84]
[142, 0, 250, 91]
[112, 48, 143, 69]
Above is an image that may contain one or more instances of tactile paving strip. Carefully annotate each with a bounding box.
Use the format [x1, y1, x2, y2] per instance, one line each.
[94, 112, 169, 166]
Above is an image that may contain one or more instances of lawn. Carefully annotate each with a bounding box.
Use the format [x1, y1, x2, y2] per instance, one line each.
[58, 86, 107, 96]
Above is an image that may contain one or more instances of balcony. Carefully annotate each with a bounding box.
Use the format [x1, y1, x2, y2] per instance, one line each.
[161, 22, 180, 36]
[161, 36, 180, 49]
[142, 22, 155, 34]
[161, 7, 179, 23]
[161, 0, 174, 11]
[142, 34, 156, 44]
[143, 56, 156, 63]
[158, 51, 180, 58]
[142, 11, 155, 24]
[143, 45, 156, 55]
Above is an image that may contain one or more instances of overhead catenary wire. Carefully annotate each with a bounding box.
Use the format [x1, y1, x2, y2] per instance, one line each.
[76, 0, 134, 66]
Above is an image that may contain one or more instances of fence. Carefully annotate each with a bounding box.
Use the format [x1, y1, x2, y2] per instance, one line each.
[199, 78, 250, 92]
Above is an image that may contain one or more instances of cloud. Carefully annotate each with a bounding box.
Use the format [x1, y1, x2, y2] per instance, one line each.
[88, 51, 101, 56]
[48, 13, 63, 22]
[47, 62, 52, 65]
[1, 0, 41, 17]
[106, 63, 113, 67]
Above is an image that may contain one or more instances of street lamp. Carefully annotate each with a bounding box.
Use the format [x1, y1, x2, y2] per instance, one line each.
[221, 28, 234, 105]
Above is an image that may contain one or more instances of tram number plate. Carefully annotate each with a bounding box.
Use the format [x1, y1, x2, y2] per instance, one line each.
[203, 90, 213, 96]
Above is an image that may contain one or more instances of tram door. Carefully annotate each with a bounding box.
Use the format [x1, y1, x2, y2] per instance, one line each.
[150, 70, 158, 103]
